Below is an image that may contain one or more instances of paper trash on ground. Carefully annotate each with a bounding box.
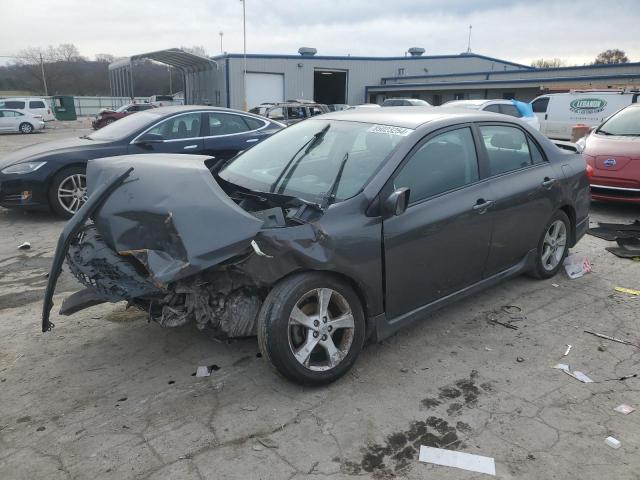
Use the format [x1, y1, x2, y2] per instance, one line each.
[614, 404, 635, 415]
[553, 363, 594, 383]
[419, 446, 496, 476]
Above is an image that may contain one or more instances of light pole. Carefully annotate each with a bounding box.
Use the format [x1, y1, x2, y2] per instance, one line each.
[219, 31, 224, 54]
[240, 0, 247, 111]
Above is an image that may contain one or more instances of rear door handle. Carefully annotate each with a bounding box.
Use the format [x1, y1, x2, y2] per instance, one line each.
[183, 144, 198, 150]
[246, 138, 259, 143]
[473, 199, 494, 213]
[542, 177, 556, 189]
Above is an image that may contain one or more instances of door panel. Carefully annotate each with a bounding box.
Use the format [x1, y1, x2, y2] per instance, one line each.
[478, 124, 559, 275]
[202, 112, 268, 161]
[383, 126, 493, 319]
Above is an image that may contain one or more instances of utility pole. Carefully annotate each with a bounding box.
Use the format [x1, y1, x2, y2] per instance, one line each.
[219, 31, 224, 54]
[466, 25, 473, 53]
[168, 65, 172, 94]
[39, 52, 48, 96]
[240, 0, 247, 111]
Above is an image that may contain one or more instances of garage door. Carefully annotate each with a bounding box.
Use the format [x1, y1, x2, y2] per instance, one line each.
[246, 73, 284, 110]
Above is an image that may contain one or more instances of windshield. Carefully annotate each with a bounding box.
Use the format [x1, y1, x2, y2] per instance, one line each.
[88, 111, 159, 141]
[597, 106, 640, 136]
[219, 119, 410, 204]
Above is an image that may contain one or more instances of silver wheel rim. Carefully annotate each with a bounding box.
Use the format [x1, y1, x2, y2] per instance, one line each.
[287, 288, 355, 372]
[21, 123, 32, 133]
[57, 173, 87, 214]
[541, 220, 567, 271]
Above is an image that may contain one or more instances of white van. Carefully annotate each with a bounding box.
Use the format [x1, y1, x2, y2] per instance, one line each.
[0, 97, 55, 121]
[531, 90, 640, 140]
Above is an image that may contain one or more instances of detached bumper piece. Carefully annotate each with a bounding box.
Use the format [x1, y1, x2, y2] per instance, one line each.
[41, 167, 134, 332]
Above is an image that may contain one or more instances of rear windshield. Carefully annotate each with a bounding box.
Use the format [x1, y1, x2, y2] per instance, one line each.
[596, 106, 640, 136]
[0, 100, 26, 109]
[88, 111, 159, 141]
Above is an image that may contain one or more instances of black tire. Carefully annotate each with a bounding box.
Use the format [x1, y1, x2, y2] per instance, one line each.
[48, 165, 86, 219]
[257, 272, 366, 385]
[19, 122, 34, 134]
[529, 210, 571, 279]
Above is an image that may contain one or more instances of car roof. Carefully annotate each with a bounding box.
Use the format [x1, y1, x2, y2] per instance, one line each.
[145, 105, 262, 116]
[320, 106, 508, 128]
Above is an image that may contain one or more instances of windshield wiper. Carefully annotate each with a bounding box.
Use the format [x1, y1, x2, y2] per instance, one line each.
[596, 129, 614, 136]
[322, 152, 350, 208]
[270, 124, 330, 194]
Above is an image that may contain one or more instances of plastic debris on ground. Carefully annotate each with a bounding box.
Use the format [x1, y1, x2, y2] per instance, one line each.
[605, 436, 621, 449]
[563, 345, 572, 357]
[563, 254, 592, 279]
[419, 446, 496, 476]
[614, 286, 640, 296]
[18, 242, 31, 250]
[553, 363, 594, 383]
[195, 366, 211, 377]
[584, 330, 640, 348]
[614, 404, 635, 415]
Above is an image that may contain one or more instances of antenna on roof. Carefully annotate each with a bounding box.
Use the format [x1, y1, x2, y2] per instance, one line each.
[466, 25, 473, 53]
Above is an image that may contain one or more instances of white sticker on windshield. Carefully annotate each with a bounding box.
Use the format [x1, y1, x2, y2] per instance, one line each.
[368, 125, 413, 136]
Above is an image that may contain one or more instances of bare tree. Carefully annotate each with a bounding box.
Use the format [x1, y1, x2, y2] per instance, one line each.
[181, 45, 209, 57]
[593, 49, 629, 65]
[530, 58, 567, 68]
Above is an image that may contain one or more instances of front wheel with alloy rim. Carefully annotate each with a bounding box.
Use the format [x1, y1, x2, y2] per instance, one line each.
[530, 210, 570, 279]
[48, 166, 87, 219]
[19, 122, 34, 134]
[257, 272, 366, 385]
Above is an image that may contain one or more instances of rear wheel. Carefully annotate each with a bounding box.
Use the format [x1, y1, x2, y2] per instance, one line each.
[19, 122, 34, 134]
[48, 166, 87, 219]
[530, 210, 570, 279]
[257, 272, 366, 385]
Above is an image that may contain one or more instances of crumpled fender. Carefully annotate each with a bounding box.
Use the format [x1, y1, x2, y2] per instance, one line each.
[87, 154, 263, 284]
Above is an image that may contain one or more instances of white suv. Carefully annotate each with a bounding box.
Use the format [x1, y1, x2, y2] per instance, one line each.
[0, 97, 55, 121]
[441, 99, 540, 130]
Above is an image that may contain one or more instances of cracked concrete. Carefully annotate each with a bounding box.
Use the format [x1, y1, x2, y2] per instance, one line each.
[1, 129, 640, 478]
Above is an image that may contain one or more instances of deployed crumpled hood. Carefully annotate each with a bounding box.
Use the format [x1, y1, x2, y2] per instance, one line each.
[87, 154, 263, 284]
[0, 136, 103, 169]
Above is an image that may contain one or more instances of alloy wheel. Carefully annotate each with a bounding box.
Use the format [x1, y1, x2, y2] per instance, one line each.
[541, 219, 567, 271]
[287, 288, 355, 372]
[57, 173, 87, 214]
[20, 123, 33, 134]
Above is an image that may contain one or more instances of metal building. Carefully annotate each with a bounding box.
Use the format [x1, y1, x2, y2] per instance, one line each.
[109, 48, 640, 109]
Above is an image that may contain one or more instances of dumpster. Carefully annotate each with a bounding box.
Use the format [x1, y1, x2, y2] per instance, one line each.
[52, 96, 77, 121]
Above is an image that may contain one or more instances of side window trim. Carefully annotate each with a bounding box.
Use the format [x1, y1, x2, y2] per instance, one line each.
[389, 123, 483, 207]
[130, 111, 206, 144]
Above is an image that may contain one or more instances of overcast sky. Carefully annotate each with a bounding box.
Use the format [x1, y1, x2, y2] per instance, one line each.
[1, 0, 638, 66]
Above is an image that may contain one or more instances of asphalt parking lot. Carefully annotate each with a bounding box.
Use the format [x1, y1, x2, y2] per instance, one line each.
[1, 126, 639, 479]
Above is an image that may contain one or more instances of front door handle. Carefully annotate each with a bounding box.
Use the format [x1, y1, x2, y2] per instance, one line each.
[473, 199, 494, 214]
[246, 138, 259, 143]
[542, 177, 556, 189]
[183, 144, 198, 150]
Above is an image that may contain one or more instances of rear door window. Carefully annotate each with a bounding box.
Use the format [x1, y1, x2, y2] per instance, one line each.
[499, 104, 522, 117]
[242, 116, 266, 130]
[484, 104, 501, 113]
[479, 125, 533, 176]
[1, 101, 26, 109]
[206, 112, 250, 136]
[29, 100, 46, 109]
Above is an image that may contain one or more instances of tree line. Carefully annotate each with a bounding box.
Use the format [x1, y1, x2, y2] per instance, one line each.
[531, 49, 630, 68]
[0, 44, 208, 97]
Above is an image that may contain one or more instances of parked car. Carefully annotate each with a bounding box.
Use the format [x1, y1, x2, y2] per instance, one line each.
[249, 101, 329, 126]
[0, 97, 55, 121]
[576, 103, 640, 203]
[0, 109, 45, 134]
[441, 99, 540, 130]
[0, 106, 284, 218]
[327, 104, 350, 112]
[531, 90, 640, 140]
[92, 103, 156, 129]
[382, 98, 431, 107]
[43, 107, 590, 385]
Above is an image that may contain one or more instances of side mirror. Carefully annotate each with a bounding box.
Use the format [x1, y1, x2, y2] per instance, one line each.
[383, 188, 410, 216]
[134, 132, 164, 144]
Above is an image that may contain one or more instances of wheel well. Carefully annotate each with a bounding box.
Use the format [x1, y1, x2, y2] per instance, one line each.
[559, 205, 576, 246]
[47, 163, 86, 195]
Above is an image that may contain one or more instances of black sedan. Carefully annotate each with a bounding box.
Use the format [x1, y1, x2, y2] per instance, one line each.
[0, 106, 283, 218]
[43, 107, 590, 385]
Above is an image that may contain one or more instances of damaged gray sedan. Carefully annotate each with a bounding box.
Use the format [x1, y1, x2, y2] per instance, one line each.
[43, 107, 590, 385]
